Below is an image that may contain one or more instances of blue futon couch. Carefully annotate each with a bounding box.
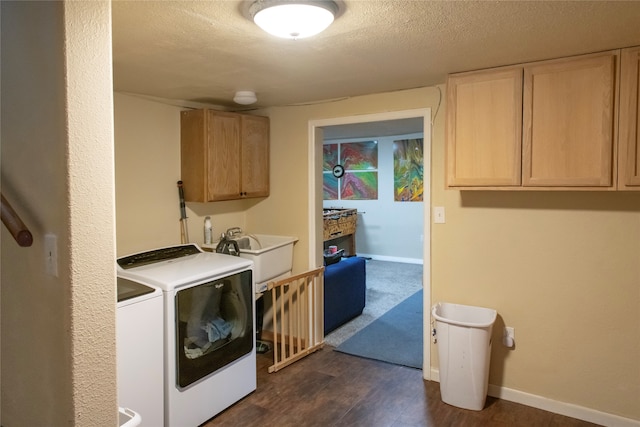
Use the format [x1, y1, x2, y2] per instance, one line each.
[323, 256, 366, 335]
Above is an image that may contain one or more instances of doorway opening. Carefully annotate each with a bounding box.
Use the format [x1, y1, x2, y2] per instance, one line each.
[308, 109, 432, 379]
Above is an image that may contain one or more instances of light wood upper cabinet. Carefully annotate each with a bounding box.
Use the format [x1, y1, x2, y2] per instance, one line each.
[240, 114, 270, 198]
[618, 46, 640, 191]
[446, 68, 523, 187]
[446, 50, 619, 190]
[523, 53, 617, 187]
[180, 109, 269, 202]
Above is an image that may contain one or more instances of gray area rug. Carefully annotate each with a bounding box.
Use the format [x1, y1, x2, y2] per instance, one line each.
[324, 259, 422, 347]
[335, 289, 423, 369]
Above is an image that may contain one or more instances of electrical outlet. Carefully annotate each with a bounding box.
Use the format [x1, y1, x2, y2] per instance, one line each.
[45, 233, 58, 277]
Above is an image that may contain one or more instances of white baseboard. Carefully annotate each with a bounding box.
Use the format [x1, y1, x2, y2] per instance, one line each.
[356, 253, 423, 264]
[430, 369, 639, 427]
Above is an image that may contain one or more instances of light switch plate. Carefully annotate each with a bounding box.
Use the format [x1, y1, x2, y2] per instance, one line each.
[45, 233, 58, 277]
[434, 206, 445, 224]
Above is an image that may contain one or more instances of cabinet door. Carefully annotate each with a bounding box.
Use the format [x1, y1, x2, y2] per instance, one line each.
[522, 53, 617, 187]
[206, 111, 241, 201]
[618, 46, 640, 190]
[181, 109, 207, 202]
[240, 115, 269, 197]
[446, 68, 523, 187]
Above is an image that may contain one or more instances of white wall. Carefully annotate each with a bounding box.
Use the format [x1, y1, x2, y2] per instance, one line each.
[323, 133, 424, 263]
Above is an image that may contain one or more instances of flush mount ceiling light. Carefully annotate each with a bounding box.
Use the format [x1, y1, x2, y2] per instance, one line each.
[233, 90, 258, 105]
[249, 0, 338, 39]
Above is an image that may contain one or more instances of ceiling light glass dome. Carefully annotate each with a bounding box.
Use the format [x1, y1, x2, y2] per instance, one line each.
[250, 1, 338, 39]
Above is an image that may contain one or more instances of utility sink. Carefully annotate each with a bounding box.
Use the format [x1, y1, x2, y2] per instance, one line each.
[235, 234, 298, 287]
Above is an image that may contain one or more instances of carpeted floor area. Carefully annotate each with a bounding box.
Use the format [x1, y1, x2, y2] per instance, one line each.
[335, 289, 423, 369]
[323, 259, 423, 347]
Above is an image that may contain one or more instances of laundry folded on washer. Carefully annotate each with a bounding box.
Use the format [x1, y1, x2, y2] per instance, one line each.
[204, 317, 232, 343]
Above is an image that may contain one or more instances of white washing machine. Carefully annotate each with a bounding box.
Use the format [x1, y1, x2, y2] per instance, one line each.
[117, 277, 164, 427]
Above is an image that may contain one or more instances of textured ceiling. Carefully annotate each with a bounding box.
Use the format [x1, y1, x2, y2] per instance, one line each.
[112, 1, 640, 111]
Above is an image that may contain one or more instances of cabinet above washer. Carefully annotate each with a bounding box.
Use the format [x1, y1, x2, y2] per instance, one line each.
[180, 109, 270, 202]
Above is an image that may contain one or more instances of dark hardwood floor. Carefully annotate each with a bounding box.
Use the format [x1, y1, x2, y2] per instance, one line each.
[203, 346, 601, 427]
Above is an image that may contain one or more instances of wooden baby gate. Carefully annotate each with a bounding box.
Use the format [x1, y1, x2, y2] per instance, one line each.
[266, 266, 325, 373]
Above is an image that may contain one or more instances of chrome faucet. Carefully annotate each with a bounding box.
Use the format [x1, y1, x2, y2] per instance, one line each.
[225, 227, 243, 239]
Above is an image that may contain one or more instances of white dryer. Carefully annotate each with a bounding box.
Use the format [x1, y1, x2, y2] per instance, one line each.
[117, 278, 164, 427]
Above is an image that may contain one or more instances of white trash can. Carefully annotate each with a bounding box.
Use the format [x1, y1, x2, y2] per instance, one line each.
[432, 302, 497, 411]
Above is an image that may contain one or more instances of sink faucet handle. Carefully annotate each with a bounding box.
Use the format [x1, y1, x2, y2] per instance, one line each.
[225, 227, 242, 238]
